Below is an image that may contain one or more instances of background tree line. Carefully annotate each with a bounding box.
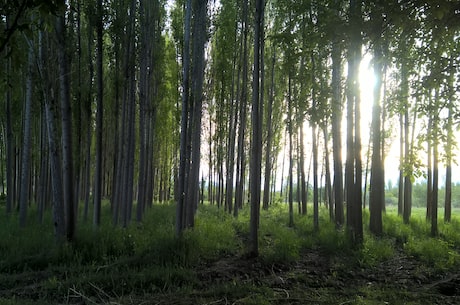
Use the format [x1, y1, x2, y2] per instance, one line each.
[0, 0, 459, 254]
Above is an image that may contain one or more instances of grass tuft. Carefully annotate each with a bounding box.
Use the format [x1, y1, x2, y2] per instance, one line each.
[404, 237, 460, 271]
[358, 235, 395, 267]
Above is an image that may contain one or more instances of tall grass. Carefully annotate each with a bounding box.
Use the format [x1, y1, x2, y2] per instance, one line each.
[0, 202, 458, 274]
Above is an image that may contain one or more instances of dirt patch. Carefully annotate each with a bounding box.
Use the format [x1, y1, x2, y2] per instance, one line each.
[195, 249, 460, 304]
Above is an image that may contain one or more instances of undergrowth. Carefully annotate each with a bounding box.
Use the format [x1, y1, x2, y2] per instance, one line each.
[0, 202, 459, 304]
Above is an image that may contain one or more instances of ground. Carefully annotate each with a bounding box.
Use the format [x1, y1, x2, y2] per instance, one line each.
[2, 248, 458, 305]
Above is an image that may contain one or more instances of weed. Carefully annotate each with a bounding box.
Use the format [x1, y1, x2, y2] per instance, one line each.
[358, 235, 395, 267]
[382, 213, 412, 244]
[315, 223, 350, 254]
[260, 224, 301, 263]
[404, 237, 460, 271]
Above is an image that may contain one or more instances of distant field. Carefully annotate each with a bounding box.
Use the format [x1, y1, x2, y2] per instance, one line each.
[384, 205, 460, 219]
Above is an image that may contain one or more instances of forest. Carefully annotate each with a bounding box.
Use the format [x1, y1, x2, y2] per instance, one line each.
[0, 0, 460, 304]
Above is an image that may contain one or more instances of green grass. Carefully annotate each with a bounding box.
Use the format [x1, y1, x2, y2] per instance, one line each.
[0, 202, 459, 304]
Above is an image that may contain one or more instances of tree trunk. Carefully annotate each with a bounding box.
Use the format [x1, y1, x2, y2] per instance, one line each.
[398, 113, 404, 216]
[5, 15, 14, 215]
[225, 47, 239, 215]
[137, 0, 157, 221]
[426, 116, 433, 221]
[93, 0, 104, 227]
[346, 0, 363, 245]
[369, 42, 384, 236]
[208, 119, 214, 205]
[19, 40, 34, 227]
[288, 73, 294, 228]
[312, 124, 319, 231]
[249, 0, 264, 257]
[402, 58, 411, 224]
[331, 30, 343, 228]
[323, 125, 334, 221]
[311, 53, 319, 231]
[444, 59, 454, 223]
[431, 89, 439, 237]
[56, 13, 75, 241]
[299, 126, 307, 216]
[186, 0, 208, 228]
[235, 0, 249, 215]
[262, 43, 276, 210]
[83, 16, 94, 222]
[176, 0, 192, 235]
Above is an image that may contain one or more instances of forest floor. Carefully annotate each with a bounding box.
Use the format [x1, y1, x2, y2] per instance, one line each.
[0, 204, 459, 304]
[1, 243, 459, 304]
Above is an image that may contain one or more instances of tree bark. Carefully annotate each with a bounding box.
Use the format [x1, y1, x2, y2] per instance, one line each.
[262, 43, 276, 210]
[401, 54, 411, 224]
[398, 112, 404, 216]
[56, 12, 75, 241]
[93, 0, 104, 227]
[186, 0, 208, 228]
[288, 73, 294, 228]
[369, 42, 384, 236]
[235, 0, 249, 215]
[5, 15, 14, 215]
[323, 125, 334, 221]
[19, 39, 34, 227]
[431, 89, 439, 237]
[331, 29, 343, 228]
[444, 58, 454, 223]
[346, 0, 363, 245]
[249, 0, 264, 257]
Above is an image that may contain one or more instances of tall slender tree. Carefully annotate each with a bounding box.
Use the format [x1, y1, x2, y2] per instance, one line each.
[19, 34, 34, 227]
[93, 0, 103, 227]
[369, 41, 384, 236]
[56, 8, 75, 241]
[249, 0, 264, 257]
[345, 0, 363, 245]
